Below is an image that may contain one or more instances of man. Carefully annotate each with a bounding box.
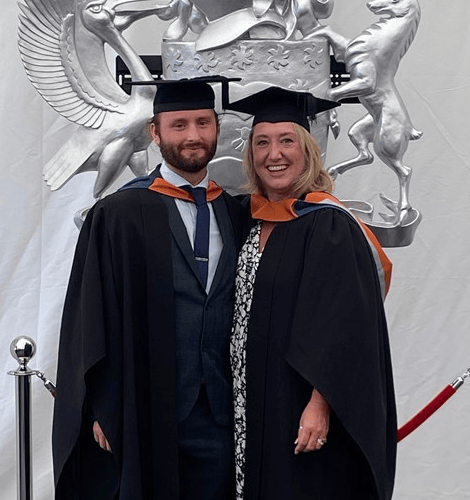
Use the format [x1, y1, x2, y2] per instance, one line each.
[52, 78, 245, 500]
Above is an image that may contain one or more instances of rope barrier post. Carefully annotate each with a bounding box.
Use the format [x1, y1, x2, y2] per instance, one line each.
[8, 336, 37, 500]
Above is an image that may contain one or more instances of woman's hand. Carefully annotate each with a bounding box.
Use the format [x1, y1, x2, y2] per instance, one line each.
[294, 389, 330, 454]
[93, 421, 112, 452]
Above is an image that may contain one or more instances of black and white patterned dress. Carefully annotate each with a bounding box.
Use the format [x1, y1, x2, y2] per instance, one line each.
[230, 222, 262, 500]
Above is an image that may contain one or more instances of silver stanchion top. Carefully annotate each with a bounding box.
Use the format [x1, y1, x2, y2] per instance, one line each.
[9, 336, 37, 375]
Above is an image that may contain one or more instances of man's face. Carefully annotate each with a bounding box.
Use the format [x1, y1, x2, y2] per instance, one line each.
[151, 109, 218, 174]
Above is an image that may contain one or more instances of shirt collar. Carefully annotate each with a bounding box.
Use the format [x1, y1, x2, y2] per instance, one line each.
[160, 160, 209, 189]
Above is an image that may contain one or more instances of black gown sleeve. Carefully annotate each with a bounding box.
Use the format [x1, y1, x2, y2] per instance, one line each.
[52, 190, 180, 500]
[285, 208, 397, 500]
[52, 201, 121, 498]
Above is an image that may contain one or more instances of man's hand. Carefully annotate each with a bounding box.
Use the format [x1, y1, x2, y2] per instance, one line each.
[93, 421, 112, 452]
[294, 389, 330, 454]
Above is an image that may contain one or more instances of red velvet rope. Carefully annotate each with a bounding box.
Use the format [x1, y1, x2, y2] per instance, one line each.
[397, 384, 456, 442]
[44, 371, 464, 442]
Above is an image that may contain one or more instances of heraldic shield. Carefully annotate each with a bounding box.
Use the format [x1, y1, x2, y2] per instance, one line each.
[160, 0, 337, 196]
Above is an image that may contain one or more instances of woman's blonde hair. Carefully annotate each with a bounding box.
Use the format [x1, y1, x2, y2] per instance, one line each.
[243, 123, 333, 197]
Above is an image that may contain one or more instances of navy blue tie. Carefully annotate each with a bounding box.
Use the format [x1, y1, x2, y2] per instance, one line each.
[183, 185, 209, 287]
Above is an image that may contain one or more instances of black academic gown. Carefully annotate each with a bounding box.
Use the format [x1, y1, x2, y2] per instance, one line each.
[52, 185, 244, 500]
[243, 207, 397, 500]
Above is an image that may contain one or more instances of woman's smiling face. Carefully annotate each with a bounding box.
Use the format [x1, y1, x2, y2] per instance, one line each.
[252, 121, 306, 201]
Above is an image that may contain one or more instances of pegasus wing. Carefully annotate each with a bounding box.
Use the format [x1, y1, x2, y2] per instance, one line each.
[18, 0, 122, 130]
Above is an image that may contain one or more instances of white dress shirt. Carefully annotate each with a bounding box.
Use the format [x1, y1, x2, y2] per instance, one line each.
[160, 161, 223, 293]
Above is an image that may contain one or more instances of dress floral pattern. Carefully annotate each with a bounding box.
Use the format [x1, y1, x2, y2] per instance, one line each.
[230, 222, 262, 500]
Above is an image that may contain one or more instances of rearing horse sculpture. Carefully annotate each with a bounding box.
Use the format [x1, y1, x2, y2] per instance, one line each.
[313, 0, 422, 225]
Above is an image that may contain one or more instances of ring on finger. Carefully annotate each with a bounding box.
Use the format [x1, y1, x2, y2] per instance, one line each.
[317, 437, 327, 446]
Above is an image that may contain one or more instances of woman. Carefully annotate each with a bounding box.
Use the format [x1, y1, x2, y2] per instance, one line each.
[228, 87, 396, 500]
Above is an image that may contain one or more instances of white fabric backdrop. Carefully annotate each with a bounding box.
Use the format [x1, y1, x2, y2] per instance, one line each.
[1, 1, 469, 498]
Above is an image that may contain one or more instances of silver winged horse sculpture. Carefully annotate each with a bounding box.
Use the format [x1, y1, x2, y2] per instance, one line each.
[312, 0, 422, 230]
[18, 0, 165, 201]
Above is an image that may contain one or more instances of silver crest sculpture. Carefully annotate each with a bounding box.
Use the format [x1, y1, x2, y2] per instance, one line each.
[18, 0, 422, 246]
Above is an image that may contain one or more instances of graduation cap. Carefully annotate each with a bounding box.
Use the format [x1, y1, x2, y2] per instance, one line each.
[130, 76, 241, 115]
[227, 86, 340, 131]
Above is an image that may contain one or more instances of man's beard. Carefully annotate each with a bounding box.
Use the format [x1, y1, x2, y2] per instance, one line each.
[159, 138, 217, 173]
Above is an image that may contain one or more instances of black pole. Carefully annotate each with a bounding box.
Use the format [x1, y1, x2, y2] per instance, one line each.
[16, 369, 33, 500]
[9, 336, 36, 500]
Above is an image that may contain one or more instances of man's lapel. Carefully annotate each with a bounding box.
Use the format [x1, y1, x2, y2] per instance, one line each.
[160, 196, 206, 289]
